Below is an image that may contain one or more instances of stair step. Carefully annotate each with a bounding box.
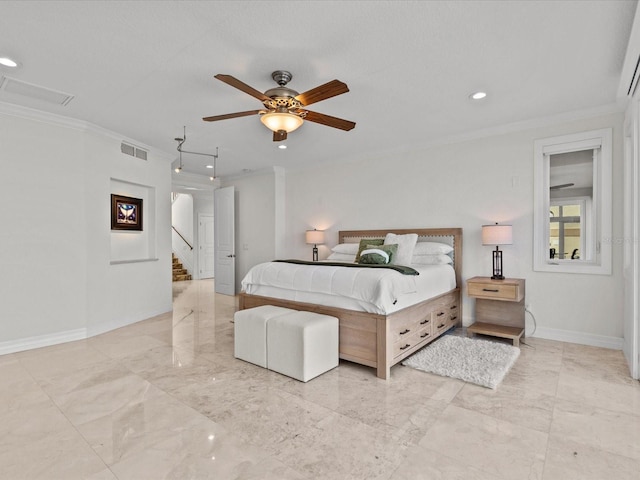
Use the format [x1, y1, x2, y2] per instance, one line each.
[172, 253, 190, 281]
[173, 274, 192, 281]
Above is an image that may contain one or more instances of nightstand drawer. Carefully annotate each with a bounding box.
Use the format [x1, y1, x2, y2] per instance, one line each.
[468, 282, 517, 299]
[467, 280, 524, 302]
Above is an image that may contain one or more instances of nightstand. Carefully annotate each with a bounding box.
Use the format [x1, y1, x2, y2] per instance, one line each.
[466, 276, 525, 346]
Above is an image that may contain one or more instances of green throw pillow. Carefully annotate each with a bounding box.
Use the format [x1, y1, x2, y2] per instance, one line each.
[358, 244, 398, 264]
[355, 238, 384, 262]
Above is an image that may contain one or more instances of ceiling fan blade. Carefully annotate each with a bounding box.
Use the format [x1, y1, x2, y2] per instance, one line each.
[273, 130, 287, 142]
[295, 79, 349, 106]
[550, 183, 575, 190]
[202, 110, 262, 122]
[214, 74, 271, 102]
[303, 110, 356, 131]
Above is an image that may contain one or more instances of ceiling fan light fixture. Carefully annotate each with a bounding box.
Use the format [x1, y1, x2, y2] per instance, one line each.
[260, 111, 303, 133]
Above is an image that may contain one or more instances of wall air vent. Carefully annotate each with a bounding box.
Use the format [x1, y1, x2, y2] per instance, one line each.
[0, 75, 75, 106]
[135, 148, 147, 160]
[121, 142, 148, 161]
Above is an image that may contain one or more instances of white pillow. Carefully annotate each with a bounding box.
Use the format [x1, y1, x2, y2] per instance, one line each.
[326, 252, 356, 262]
[384, 233, 418, 266]
[411, 254, 453, 265]
[413, 241, 454, 255]
[331, 243, 359, 255]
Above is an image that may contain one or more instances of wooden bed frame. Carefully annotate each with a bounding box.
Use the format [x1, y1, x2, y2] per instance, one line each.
[239, 228, 463, 379]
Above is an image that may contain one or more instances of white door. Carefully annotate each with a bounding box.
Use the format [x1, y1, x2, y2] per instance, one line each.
[214, 186, 235, 295]
[198, 213, 215, 279]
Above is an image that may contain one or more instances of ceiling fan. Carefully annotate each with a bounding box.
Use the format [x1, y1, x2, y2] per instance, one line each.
[202, 70, 356, 142]
[550, 183, 575, 190]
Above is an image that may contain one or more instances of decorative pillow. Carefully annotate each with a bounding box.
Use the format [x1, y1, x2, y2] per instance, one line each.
[355, 238, 384, 262]
[384, 233, 418, 265]
[411, 254, 453, 265]
[358, 244, 398, 264]
[413, 241, 454, 255]
[326, 252, 356, 262]
[331, 243, 360, 255]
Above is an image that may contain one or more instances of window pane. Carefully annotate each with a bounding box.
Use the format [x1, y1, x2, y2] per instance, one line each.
[549, 203, 582, 260]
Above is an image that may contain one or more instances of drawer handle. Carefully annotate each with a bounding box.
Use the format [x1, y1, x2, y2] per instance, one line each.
[482, 288, 499, 292]
[450, 316, 458, 321]
[437, 312, 445, 317]
[437, 323, 445, 329]
[399, 343, 411, 350]
[420, 333, 430, 338]
[450, 305, 457, 310]
[399, 329, 410, 335]
[420, 319, 430, 325]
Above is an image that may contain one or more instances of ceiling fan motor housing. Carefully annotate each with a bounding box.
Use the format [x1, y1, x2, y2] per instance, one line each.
[271, 70, 293, 86]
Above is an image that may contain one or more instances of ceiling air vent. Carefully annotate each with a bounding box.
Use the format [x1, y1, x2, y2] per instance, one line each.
[0, 75, 74, 106]
[121, 142, 148, 161]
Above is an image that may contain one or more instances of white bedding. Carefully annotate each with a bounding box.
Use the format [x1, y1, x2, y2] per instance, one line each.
[241, 262, 456, 315]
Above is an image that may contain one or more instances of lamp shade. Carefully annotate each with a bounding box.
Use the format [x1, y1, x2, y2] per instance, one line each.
[305, 229, 325, 245]
[260, 112, 304, 133]
[482, 224, 513, 246]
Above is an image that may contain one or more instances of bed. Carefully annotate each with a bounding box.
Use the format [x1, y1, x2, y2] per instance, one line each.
[239, 228, 462, 379]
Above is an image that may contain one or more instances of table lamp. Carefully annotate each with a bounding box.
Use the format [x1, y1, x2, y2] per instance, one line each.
[305, 229, 325, 262]
[482, 223, 512, 280]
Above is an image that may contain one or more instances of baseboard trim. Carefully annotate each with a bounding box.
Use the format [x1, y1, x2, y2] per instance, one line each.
[0, 306, 172, 356]
[531, 326, 624, 350]
[0, 328, 88, 355]
[86, 307, 172, 337]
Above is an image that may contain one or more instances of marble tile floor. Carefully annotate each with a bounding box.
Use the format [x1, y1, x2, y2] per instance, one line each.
[1, 279, 639, 479]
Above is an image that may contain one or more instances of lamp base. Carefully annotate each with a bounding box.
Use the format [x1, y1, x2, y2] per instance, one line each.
[312, 245, 318, 262]
[491, 247, 504, 280]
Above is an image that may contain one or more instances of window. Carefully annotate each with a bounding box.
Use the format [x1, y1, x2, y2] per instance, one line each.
[533, 128, 612, 274]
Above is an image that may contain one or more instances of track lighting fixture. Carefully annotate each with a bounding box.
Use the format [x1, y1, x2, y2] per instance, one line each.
[174, 127, 219, 178]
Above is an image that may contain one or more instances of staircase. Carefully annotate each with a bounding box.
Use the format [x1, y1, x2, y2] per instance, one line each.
[172, 253, 192, 281]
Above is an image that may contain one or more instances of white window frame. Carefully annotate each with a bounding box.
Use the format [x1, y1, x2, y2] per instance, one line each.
[533, 128, 612, 274]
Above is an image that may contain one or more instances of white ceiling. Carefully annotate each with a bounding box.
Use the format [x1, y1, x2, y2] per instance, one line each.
[0, 1, 636, 179]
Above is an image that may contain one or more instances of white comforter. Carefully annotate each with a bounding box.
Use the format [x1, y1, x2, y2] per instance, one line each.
[241, 261, 456, 314]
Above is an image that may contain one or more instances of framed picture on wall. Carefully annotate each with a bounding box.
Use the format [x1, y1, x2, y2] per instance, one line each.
[111, 194, 143, 231]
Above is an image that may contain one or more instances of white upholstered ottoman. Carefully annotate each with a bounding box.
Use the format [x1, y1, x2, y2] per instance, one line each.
[234, 305, 294, 367]
[267, 311, 339, 382]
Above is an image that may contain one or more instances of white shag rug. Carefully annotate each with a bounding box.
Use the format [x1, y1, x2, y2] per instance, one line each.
[402, 335, 520, 389]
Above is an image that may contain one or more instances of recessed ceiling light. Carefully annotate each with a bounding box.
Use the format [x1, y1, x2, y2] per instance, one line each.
[470, 91, 487, 100]
[278, 144, 287, 149]
[206, 165, 214, 169]
[0, 56, 19, 68]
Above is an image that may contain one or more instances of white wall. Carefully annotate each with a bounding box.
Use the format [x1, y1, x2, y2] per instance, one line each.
[282, 112, 625, 348]
[0, 114, 89, 342]
[0, 105, 173, 352]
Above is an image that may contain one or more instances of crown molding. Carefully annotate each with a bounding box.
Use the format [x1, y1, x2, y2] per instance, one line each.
[0, 100, 174, 162]
[288, 102, 625, 174]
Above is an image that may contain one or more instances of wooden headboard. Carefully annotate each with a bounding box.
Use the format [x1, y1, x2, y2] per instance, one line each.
[338, 228, 463, 288]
